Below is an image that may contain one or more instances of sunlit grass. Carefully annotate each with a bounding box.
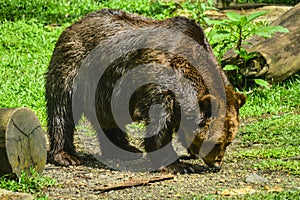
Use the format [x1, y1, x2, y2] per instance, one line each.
[240, 75, 300, 118]
[0, 19, 65, 126]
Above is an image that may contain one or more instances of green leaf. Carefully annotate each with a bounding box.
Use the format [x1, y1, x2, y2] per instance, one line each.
[254, 25, 289, 38]
[244, 52, 257, 60]
[226, 12, 241, 22]
[272, 25, 289, 33]
[254, 79, 270, 89]
[207, 29, 231, 43]
[240, 16, 248, 26]
[235, 48, 257, 61]
[207, 0, 215, 7]
[247, 11, 267, 22]
[201, 3, 206, 11]
[203, 17, 212, 25]
[223, 64, 240, 71]
[235, 48, 247, 56]
[209, 19, 222, 25]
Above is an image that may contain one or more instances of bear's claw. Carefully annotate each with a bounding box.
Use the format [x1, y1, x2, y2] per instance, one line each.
[48, 151, 81, 166]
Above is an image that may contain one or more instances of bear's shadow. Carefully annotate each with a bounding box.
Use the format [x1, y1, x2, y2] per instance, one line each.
[77, 152, 215, 174]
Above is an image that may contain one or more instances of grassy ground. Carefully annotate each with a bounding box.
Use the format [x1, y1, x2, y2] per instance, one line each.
[0, 1, 299, 199]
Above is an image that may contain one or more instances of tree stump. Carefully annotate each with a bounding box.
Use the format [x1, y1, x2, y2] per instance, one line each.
[222, 3, 300, 83]
[0, 108, 46, 178]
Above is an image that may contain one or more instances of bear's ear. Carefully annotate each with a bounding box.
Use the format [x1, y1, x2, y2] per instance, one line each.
[199, 94, 220, 116]
[236, 92, 246, 108]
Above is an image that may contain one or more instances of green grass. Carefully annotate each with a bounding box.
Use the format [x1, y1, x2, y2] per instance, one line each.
[236, 79, 300, 176]
[242, 190, 300, 199]
[0, 168, 56, 199]
[239, 113, 300, 145]
[195, 190, 300, 200]
[0, 0, 102, 24]
[101, 0, 178, 19]
[0, 0, 299, 199]
[0, 19, 65, 126]
[235, 112, 300, 176]
[240, 75, 300, 117]
[252, 159, 299, 175]
[237, 146, 299, 159]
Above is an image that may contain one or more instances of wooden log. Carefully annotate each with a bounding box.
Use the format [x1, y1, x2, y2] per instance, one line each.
[0, 108, 46, 178]
[222, 3, 300, 83]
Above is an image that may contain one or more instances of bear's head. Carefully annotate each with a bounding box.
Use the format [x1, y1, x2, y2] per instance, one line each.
[188, 86, 246, 171]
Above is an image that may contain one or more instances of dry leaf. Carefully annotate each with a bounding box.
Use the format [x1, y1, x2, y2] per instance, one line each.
[221, 186, 257, 196]
[264, 186, 283, 192]
[174, 193, 182, 197]
[221, 189, 231, 196]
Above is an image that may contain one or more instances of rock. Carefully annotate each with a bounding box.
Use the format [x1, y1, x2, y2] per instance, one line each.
[245, 173, 268, 184]
[0, 189, 33, 200]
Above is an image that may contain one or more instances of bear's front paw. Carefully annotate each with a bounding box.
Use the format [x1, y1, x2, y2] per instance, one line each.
[48, 151, 81, 166]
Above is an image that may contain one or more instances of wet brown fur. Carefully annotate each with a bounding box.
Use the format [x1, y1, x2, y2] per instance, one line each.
[46, 9, 246, 169]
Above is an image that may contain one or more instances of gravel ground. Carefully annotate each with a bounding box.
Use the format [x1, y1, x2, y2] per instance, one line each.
[43, 121, 300, 199]
[43, 147, 299, 199]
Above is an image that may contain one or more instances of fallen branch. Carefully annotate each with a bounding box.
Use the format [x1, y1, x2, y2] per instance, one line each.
[94, 174, 174, 193]
[282, 155, 300, 161]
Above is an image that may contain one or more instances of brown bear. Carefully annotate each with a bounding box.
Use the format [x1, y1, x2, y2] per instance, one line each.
[46, 8, 246, 171]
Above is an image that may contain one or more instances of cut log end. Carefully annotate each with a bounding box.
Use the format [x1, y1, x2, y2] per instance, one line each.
[0, 108, 46, 178]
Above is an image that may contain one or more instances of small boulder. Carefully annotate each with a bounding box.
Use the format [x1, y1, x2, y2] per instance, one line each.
[245, 173, 268, 184]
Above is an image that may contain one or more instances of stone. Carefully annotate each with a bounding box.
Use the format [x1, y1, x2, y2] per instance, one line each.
[245, 173, 268, 184]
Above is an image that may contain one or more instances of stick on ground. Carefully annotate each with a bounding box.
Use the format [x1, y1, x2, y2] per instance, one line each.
[94, 174, 174, 193]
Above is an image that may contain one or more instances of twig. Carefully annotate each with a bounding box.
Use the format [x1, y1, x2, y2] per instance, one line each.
[94, 174, 174, 193]
[282, 155, 300, 161]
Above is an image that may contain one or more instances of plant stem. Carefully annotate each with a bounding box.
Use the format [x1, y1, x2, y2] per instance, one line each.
[236, 25, 243, 59]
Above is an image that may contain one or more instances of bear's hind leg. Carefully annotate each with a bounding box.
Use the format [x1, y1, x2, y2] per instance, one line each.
[46, 89, 81, 166]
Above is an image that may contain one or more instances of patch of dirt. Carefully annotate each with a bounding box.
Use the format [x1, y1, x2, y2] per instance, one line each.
[43, 136, 299, 199]
[43, 111, 300, 199]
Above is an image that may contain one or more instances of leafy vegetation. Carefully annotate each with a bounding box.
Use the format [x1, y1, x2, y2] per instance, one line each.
[0, 168, 56, 199]
[207, 11, 289, 88]
[0, 0, 299, 198]
[208, 11, 289, 59]
[179, 0, 216, 27]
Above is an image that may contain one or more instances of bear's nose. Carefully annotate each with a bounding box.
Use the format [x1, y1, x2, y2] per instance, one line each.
[208, 160, 222, 172]
[210, 165, 221, 173]
[213, 165, 222, 172]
